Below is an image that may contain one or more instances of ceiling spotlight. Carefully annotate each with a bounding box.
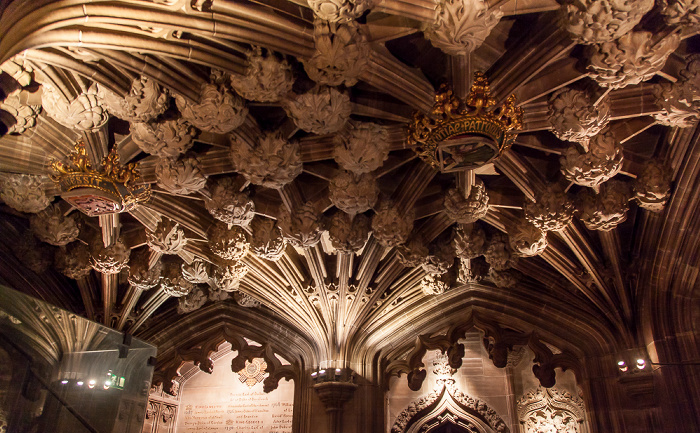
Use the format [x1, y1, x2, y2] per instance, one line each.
[319, 369, 326, 375]
[311, 372, 317, 378]
[60, 380, 68, 385]
[88, 379, 96, 389]
[636, 359, 646, 370]
[617, 361, 628, 372]
[76, 381, 84, 386]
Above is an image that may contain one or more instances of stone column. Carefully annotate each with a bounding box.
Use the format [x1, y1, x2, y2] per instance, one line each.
[313, 381, 358, 433]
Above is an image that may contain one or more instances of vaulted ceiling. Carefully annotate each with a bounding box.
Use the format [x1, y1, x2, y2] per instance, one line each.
[0, 0, 698, 388]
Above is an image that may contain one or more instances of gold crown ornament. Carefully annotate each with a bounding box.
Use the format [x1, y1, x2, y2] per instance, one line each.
[407, 72, 523, 172]
[50, 141, 151, 216]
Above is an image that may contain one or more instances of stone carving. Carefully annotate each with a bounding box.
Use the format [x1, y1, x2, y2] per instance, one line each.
[560, 0, 654, 44]
[97, 76, 169, 123]
[15, 232, 52, 273]
[304, 20, 370, 87]
[489, 267, 519, 288]
[327, 212, 371, 253]
[146, 218, 188, 255]
[1, 93, 40, 134]
[131, 117, 197, 157]
[213, 260, 249, 292]
[29, 204, 80, 246]
[41, 83, 109, 131]
[55, 242, 92, 280]
[230, 47, 295, 103]
[423, 242, 455, 275]
[175, 71, 248, 134]
[371, 201, 414, 248]
[547, 88, 610, 146]
[208, 222, 250, 260]
[234, 292, 260, 308]
[524, 185, 575, 232]
[205, 177, 256, 227]
[329, 171, 379, 215]
[0, 174, 51, 214]
[208, 286, 231, 302]
[278, 202, 324, 248]
[181, 259, 210, 284]
[509, 220, 547, 257]
[307, 0, 373, 22]
[444, 182, 489, 224]
[586, 31, 681, 89]
[420, 273, 449, 295]
[423, 0, 503, 56]
[1, 56, 33, 87]
[484, 233, 518, 271]
[283, 86, 352, 135]
[517, 386, 585, 433]
[396, 237, 430, 267]
[334, 122, 390, 175]
[453, 224, 487, 259]
[560, 130, 623, 188]
[155, 155, 207, 195]
[161, 263, 194, 297]
[658, 0, 700, 26]
[250, 218, 287, 261]
[90, 238, 130, 274]
[230, 131, 302, 189]
[577, 180, 630, 231]
[127, 249, 162, 290]
[634, 160, 672, 212]
[653, 55, 700, 127]
[177, 286, 207, 314]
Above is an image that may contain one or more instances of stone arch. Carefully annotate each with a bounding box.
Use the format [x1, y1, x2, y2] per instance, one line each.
[391, 382, 509, 433]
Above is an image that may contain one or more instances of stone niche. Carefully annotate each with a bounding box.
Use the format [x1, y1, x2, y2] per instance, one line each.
[146, 341, 295, 433]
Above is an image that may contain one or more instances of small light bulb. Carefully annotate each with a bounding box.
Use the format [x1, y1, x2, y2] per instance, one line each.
[636, 359, 646, 370]
[311, 372, 317, 377]
[88, 380, 96, 389]
[76, 381, 84, 386]
[335, 368, 341, 373]
[61, 380, 68, 385]
[617, 361, 628, 372]
[319, 369, 326, 375]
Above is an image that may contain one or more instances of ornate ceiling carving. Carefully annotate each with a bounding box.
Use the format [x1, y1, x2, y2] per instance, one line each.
[250, 218, 287, 261]
[146, 218, 188, 255]
[283, 86, 352, 135]
[304, 20, 370, 87]
[327, 212, 371, 254]
[155, 155, 207, 195]
[90, 237, 130, 274]
[128, 249, 163, 290]
[55, 242, 92, 280]
[333, 122, 390, 175]
[230, 47, 295, 103]
[41, 83, 109, 131]
[205, 177, 255, 227]
[423, 0, 503, 56]
[208, 222, 250, 261]
[560, 130, 623, 188]
[307, 0, 374, 22]
[29, 204, 80, 246]
[98, 76, 169, 123]
[547, 88, 610, 146]
[560, 0, 654, 44]
[230, 131, 303, 189]
[0, 174, 51, 214]
[328, 170, 379, 215]
[131, 117, 198, 157]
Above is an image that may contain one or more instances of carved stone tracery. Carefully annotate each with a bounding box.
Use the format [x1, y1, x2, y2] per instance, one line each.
[517, 386, 586, 433]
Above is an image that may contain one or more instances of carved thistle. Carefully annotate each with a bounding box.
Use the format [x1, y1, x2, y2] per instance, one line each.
[371, 201, 414, 248]
[423, 0, 503, 56]
[146, 218, 188, 255]
[509, 220, 547, 257]
[304, 20, 370, 87]
[0, 174, 51, 214]
[307, 0, 374, 22]
[634, 160, 673, 212]
[90, 237, 130, 274]
[444, 181, 489, 224]
[131, 117, 197, 157]
[213, 259, 249, 292]
[205, 177, 255, 227]
[55, 242, 92, 280]
[524, 185, 575, 232]
[177, 286, 207, 314]
[560, 0, 654, 44]
[208, 221, 250, 260]
[155, 155, 207, 195]
[327, 212, 371, 253]
[0, 92, 40, 134]
[283, 86, 352, 135]
[334, 122, 390, 175]
[250, 218, 287, 261]
[560, 130, 623, 188]
[181, 259, 210, 284]
[547, 88, 610, 147]
[484, 233, 518, 271]
[278, 202, 324, 248]
[128, 249, 162, 290]
[577, 180, 630, 231]
[41, 83, 109, 131]
[453, 223, 487, 259]
[328, 171, 379, 216]
[161, 262, 194, 297]
[230, 131, 303, 189]
[586, 31, 681, 89]
[98, 76, 169, 123]
[230, 47, 295, 103]
[29, 204, 80, 246]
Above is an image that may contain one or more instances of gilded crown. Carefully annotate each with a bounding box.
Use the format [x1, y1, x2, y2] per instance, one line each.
[50, 141, 151, 216]
[407, 72, 523, 172]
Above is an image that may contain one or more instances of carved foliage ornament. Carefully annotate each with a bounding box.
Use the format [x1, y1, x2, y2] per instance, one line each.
[131, 117, 197, 157]
[420, 273, 450, 295]
[205, 177, 255, 227]
[234, 292, 260, 308]
[560, 130, 623, 188]
[423, 0, 503, 56]
[489, 267, 520, 289]
[208, 222, 250, 261]
[653, 54, 700, 127]
[304, 20, 370, 87]
[547, 88, 610, 146]
[509, 220, 547, 257]
[16, 232, 52, 273]
[328, 171, 379, 215]
[444, 181, 489, 224]
[517, 386, 585, 433]
[334, 122, 390, 175]
[560, 0, 654, 44]
[371, 201, 414, 248]
[175, 71, 248, 134]
[250, 217, 286, 261]
[181, 259, 210, 284]
[484, 233, 518, 271]
[577, 180, 630, 231]
[90, 238, 130, 274]
[278, 202, 324, 248]
[327, 212, 371, 253]
[658, 0, 700, 26]
[634, 160, 672, 212]
[453, 223, 487, 259]
[307, 0, 374, 22]
[1, 56, 33, 87]
[423, 241, 455, 275]
[146, 218, 187, 255]
[128, 249, 162, 290]
[0, 174, 51, 213]
[29, 204, 80, 246]
[155, 155, 207, 195]
[586, 31, 681, 89]
[524, 185, 575, 232]
[230, 47, 295, 103]
[41, 83, 109, 131]
[283, 86, 352, 135]
[55, 242, 92, 280]
[230, 131, 302, 189]
[177, 286, 207, 314]
[1, 92, 40, 134]
[161, 262, 194, 297]
[98, 76, 169, 123]
[396, 237, 429, 267]
[214, 260, 249, 292]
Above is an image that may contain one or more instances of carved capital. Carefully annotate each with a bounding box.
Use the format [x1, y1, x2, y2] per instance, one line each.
[29, 204, 80, 246]
[230, 47, 294, 103]
[547, 88, 610, 146]
[230, 131, 302, 189]
[161, 262, 194, 297]
[283, 86, 351, 135]
[424, 0, 503, 56]
[313, 381, 358, 412]
[234, 292, 260, 308]
[420, 273, 450, 295]
[250, 217, 287, 261]
[329, 171, 379, 215]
